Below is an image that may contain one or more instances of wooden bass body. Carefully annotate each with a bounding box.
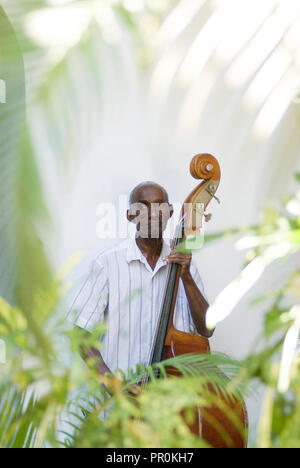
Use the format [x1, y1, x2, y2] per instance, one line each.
[163, 327, 248, 448]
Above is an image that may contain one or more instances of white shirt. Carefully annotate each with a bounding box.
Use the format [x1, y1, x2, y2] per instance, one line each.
[70, 238, 208, 377]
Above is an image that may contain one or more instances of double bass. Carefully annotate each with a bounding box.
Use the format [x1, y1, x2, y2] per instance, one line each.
[142, 154, 248, 448]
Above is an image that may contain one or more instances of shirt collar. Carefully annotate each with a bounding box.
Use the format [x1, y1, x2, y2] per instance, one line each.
[126, 237, 171, 267]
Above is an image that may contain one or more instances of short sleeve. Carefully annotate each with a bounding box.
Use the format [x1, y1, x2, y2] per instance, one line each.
[69, 256, 109, 333]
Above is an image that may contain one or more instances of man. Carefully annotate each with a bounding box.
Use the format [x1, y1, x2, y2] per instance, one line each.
[70, 181, 213, 384]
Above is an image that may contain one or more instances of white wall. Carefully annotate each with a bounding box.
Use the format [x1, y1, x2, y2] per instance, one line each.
[26, 0, 300, 446]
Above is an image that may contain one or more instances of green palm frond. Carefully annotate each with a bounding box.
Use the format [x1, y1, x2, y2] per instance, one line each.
[103, 352, 246, 401]
[0, 386, 36, 448]
[58, 351, 249, 448]
[0, 5, 52, 313]
[0, 6, 26, 304]
[0, 0, 299, 450]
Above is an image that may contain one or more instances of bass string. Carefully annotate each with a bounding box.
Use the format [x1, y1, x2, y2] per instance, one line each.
[140, 261, 173, 388]
[141, 216, 186, 388]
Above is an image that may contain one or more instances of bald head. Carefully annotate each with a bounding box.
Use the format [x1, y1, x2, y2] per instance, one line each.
[129, 181, 169, 206]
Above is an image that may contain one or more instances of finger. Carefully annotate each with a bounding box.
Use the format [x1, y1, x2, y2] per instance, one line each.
[166, 254, 191, 261]
[167, 249, 191, 257]
[170, 250, 191, 258]
[165, 257, 190, 265]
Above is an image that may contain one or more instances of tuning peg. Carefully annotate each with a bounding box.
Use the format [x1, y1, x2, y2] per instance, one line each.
[204, 213, 212, 222]
[205, 183, 221, 205]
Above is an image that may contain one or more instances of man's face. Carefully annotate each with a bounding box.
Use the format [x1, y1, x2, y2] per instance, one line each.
[127, 186, 173, 239]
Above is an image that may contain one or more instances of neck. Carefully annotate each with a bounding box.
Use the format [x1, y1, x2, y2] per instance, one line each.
[135, 236, 163, 259]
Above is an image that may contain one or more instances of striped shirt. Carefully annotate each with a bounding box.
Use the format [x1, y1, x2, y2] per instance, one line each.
[70, 238, 208, 377]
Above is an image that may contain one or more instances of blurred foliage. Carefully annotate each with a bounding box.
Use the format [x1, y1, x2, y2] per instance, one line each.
[225, 176, 300, 448]
[0, 270, 248, 448]
[1, 0, 300, 450]
[174, 184, 300, 445]
[2, 174, 300, 449]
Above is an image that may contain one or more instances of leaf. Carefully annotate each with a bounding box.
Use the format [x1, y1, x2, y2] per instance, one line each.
[0, 386, 37, 448]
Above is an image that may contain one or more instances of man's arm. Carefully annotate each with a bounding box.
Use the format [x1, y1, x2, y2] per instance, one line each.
[181, 272, 213, 338]
[165, 251, 214, 338]
[76, 326, 115, 396]
[76, 327, 141, 397]
[78, 333, 112, 377]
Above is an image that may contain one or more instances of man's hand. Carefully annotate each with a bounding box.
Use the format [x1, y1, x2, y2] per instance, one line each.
[124, 383, 142, 398]
[164, 249, 192, 280]
[164, 246, 214, 338]
[100, 372, 142, 398]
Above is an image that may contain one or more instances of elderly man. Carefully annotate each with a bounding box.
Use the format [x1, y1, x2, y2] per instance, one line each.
[70, 181, 213, 381]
